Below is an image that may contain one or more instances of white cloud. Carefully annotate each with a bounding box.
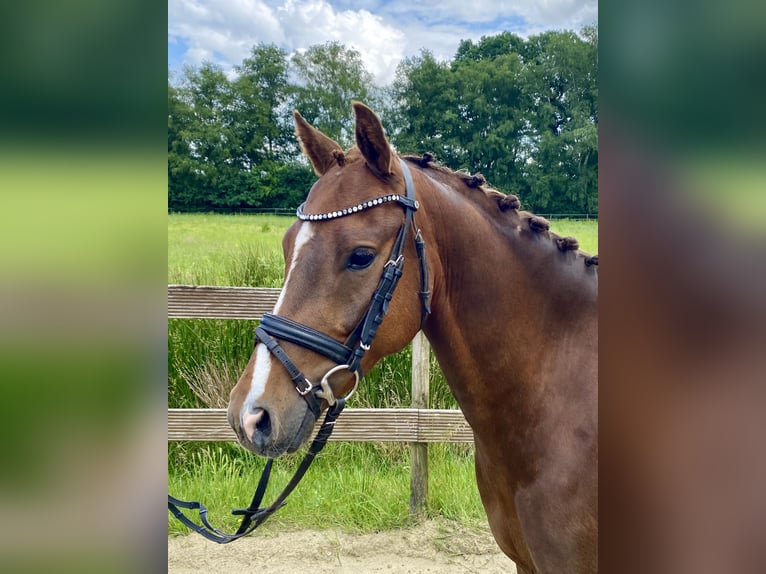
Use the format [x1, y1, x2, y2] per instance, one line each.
[168, 0, 285, 67]
[276, 0, 406, 82]
[168, 0, 597, 85]
[169, 0, 407, 82]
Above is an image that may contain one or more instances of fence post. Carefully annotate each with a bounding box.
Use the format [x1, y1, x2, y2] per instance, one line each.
[410, 330, 430, 516]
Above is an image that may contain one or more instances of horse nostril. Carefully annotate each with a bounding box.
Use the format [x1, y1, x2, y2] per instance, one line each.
[242, 407, 271, 440]
[255, 409, 271, 435]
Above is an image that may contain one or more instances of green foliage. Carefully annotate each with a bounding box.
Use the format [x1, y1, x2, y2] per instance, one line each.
[290, 41, 378, 149]
[233, 44, 295, 164]
[391, 29, 598, 215]
[168, 51, 316, 211]
[168, 27, 598, 214]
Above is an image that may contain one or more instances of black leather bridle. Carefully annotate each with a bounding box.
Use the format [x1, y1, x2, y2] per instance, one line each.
[259, 158, 431, 414]
[168, 158, 431, 543]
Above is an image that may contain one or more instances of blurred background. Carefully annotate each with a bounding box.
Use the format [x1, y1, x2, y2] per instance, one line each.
[0, 2, 167, 573]
[600, 1, 766, 572]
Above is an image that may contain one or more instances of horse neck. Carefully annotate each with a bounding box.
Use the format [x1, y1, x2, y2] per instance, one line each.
[413, 165, 598, 433]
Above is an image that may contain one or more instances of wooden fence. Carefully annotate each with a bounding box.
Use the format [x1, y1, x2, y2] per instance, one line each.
[168, 284, 474, 514]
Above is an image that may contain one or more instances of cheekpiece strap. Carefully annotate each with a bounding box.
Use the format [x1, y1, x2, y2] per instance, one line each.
[255, 326, 322, 418]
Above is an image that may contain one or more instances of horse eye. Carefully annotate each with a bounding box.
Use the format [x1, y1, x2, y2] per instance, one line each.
[347, 248, 376, 270]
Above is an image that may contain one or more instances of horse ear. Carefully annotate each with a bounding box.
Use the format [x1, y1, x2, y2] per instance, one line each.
[294, 110, 343, 176]
[353, 101, 392, 177]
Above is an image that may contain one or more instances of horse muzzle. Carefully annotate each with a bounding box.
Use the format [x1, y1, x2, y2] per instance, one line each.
[229, 399, 317, 458]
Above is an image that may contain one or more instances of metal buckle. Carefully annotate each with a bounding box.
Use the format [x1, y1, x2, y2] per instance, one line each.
[296, 379, 313, 396]
[385, 254, 404, 268]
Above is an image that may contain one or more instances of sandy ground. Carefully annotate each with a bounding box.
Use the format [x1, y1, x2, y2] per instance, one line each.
[168, 519, 515, 573]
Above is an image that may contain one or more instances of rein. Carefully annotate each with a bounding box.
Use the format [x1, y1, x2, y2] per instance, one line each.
[168, 158, 430, 543]
[168, 399, 344, 544]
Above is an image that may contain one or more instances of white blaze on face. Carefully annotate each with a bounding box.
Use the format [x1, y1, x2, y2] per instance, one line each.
[245, 223, 315, 409]
[273, 222, 315, 314]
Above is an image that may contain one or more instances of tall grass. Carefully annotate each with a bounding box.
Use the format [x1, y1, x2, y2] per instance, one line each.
[168, 319, 456, 410]
[549, 219, 599, 255]
[168, 441, 482, 535]
[168, 213, 286, 286]
[168, 213, 598, 534]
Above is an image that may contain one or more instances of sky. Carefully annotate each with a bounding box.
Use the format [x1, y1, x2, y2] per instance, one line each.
[168, 0, 597, 85]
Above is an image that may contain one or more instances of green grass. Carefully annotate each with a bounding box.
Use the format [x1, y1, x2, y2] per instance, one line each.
[168, 441, 482, 535]
[168, 213, 289, 286]
[168, 212, 599, 286]
[168, 318, 454, 410]
[168, 212, 598, 534]
[549, 218, 599, 254]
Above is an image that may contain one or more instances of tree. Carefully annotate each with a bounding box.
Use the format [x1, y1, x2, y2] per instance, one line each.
[167, 29, 597, 213]
[389, 50, 458, 161]
[232, 44, 294, 165]
[454, 32, 525, 63]
[168, 78, 198, 209]
[226, 45, 298, 208]
[168, 63, 241, 209]
[450, 42, 526, 194]
[520, 29, 598, 213]
[391, 39, 526, 198]
[389, 30, 597, 214]
[290, 42, 376, 149]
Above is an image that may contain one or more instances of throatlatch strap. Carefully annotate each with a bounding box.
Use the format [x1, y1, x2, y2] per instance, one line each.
[399, 159, 431, 323]
[414, 229, 431, 322]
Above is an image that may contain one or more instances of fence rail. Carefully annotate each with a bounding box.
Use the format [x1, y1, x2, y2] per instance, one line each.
[168, 285, 280, 319]
[169, 408, 473, 443]
[168, 284, 470, 513]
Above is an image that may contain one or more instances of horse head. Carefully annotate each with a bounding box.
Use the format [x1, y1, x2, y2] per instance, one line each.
[228, 103, 428, 457]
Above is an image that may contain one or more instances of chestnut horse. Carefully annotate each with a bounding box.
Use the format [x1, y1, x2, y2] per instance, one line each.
[228, 103, 598, 573]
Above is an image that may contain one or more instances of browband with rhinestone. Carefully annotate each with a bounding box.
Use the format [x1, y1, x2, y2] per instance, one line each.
[296, 193, 418, 221]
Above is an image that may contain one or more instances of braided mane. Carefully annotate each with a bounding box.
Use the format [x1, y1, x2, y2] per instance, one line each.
[401, 153, 597, 265]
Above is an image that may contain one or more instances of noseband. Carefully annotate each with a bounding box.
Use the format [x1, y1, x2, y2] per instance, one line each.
[168, 158, 431, 543]
[256, 158, 431, 416]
